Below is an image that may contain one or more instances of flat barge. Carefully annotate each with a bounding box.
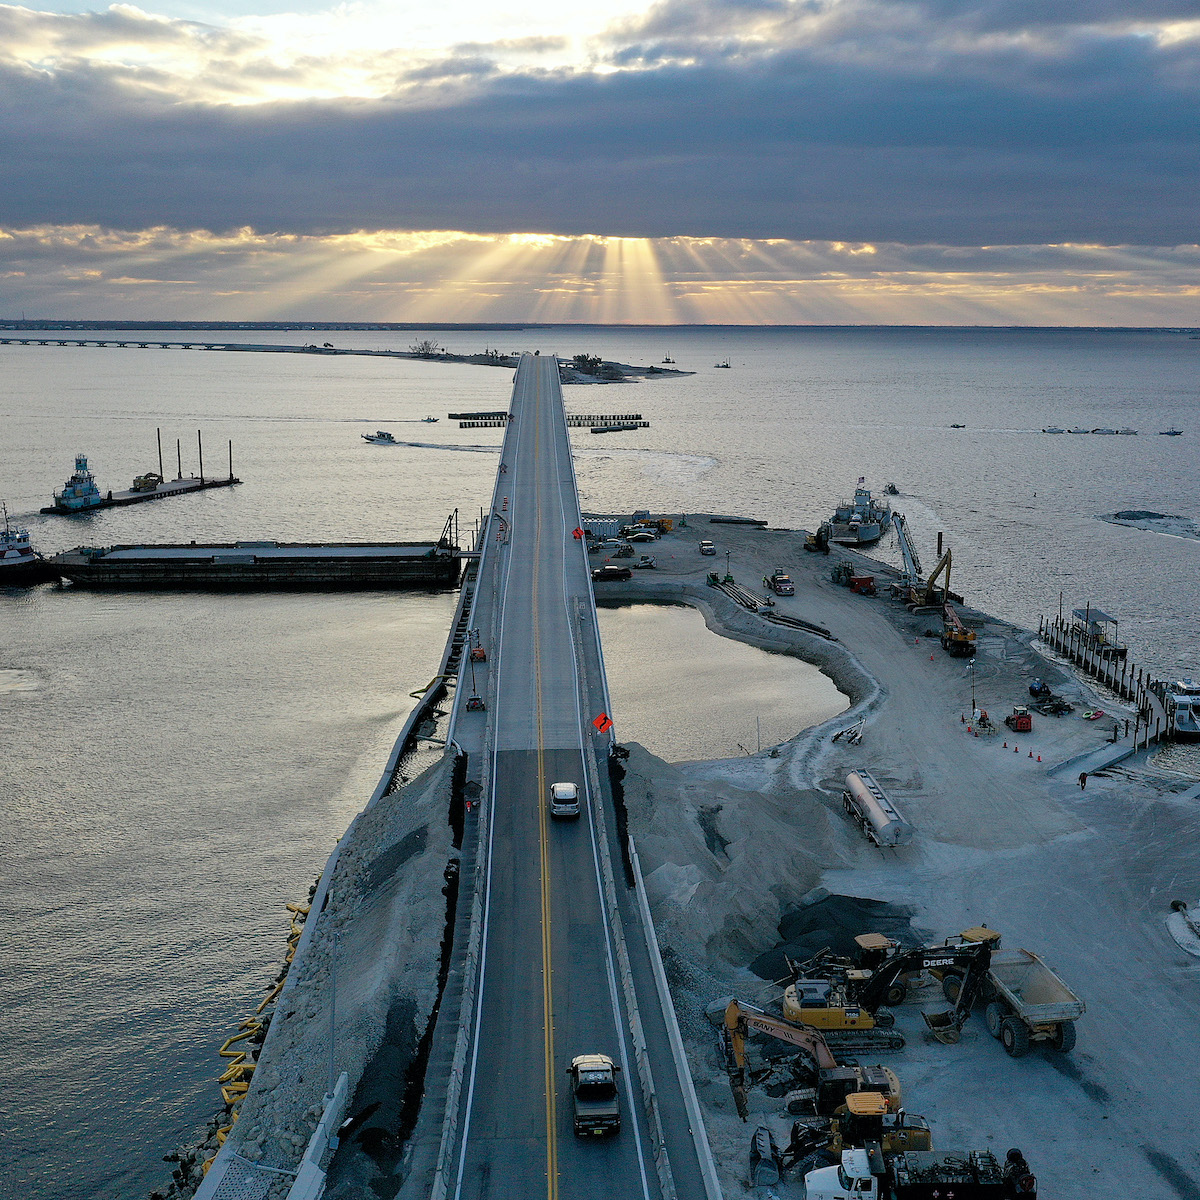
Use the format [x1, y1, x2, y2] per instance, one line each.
[41, 475, 239, 515]
[51, 541, 460, 590]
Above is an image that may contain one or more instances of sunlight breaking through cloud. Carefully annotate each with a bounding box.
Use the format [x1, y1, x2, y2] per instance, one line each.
[2, 225, 1199, 325]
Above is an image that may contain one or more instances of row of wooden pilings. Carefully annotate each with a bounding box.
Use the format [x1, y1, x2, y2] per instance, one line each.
[1038, 613, 1176, 749]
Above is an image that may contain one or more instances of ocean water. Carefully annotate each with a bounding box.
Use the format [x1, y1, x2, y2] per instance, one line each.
[1, 326, 1198, 1198]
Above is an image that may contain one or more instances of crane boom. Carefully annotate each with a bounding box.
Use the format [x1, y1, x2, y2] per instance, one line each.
[891, 512, 923, 587]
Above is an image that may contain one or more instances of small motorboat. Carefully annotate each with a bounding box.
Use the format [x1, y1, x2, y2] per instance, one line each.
[1043, 426, 1066, 434]
[363, 430, 398, 444]
[950, 423, 966, 428]
[1068, 426, 1091, 434]
[884, 482, 899, 495]
[714, 357, 731, 368]
[1118, 428, 1138, 435]
[1092, 428, 1119, 435]
[1160, 427, 1184, 436]
[421, 416, 439, 423]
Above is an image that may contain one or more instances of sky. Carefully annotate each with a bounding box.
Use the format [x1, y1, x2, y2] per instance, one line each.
[3, 0, 1200, 323]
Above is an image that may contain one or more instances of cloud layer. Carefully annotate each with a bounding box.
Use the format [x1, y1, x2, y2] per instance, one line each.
[4, 224, 1199, 324]
[2, 0, 1200, 246]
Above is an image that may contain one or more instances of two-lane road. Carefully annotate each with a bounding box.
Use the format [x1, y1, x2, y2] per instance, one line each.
[451, 355, 658, 1200]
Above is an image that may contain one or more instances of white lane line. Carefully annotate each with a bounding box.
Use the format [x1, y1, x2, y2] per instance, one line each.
[549, 358, 654, 1200]
[452, 358, 528, 1200]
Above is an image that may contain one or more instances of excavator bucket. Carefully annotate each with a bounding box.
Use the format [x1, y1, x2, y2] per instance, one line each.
[922, 1010, 962, 1044]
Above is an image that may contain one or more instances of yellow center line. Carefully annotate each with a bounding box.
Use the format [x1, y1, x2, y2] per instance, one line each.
[532, 360, 559, 1200]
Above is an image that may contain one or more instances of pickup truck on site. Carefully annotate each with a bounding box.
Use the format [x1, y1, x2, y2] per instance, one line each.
[591, 565, 632, 582]
[699, 540, 717, 555]
[566, 1054, 621, 1136]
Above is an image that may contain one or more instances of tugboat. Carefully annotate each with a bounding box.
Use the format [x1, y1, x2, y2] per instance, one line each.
[661, 354, 675, 364]
[52, 454, 104, 510]
[362, 430, 399, 444]
[829, 481, 892, 546]
[0, 503, 54, 584]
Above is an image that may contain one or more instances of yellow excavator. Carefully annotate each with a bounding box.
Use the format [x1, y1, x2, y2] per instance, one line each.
[717, 999, 901, 1120]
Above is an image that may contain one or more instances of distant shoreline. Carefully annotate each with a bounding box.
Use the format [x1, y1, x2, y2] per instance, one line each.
[4, 320, 1200, 333]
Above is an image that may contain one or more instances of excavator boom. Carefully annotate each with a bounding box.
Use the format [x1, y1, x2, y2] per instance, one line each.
[724, 1000, 838, 1070]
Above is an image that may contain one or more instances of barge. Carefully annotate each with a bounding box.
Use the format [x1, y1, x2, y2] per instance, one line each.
[40, 452, 240, 516]
[51, 541, 461, 590]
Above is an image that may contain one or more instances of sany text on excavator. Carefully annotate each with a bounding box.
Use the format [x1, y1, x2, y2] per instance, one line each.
[712, 999, 901, 1121]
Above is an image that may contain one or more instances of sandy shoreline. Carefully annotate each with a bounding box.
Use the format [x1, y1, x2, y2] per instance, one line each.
[599, 516, 1200, 1199]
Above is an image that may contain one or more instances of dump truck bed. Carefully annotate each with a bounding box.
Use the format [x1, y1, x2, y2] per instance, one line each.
[988, 949, 1085, 1024]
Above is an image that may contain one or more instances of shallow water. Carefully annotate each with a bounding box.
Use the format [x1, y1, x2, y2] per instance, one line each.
[1, 325, 1198, 1197]
[597, 604, 847, 761]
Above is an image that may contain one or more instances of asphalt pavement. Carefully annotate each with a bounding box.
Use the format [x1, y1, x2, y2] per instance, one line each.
[449, 354, 660, 1200]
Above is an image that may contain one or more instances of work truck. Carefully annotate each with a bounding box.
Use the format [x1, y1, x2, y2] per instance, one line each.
[805, 1146, 1035, 1199]
[566, 1054, 622, 1136]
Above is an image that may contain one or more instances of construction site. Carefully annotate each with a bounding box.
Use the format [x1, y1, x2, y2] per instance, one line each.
[587, 512, 1200, 1199]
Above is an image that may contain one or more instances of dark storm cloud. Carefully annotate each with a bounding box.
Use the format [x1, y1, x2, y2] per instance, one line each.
[2, 1, 1200, 243]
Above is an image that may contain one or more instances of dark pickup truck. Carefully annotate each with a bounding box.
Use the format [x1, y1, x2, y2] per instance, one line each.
[567, 1054, 622, 1136]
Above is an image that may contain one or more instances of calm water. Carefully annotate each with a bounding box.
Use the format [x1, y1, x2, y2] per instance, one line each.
[2, 327, 1198, 1198]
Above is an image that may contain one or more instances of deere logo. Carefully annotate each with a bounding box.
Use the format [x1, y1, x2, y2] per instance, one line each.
[923, 957, 956, 967]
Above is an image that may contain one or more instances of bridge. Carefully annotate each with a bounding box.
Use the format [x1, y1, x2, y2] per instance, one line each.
[403, 352, 716, 1200]
[195, 354, 719, 1200]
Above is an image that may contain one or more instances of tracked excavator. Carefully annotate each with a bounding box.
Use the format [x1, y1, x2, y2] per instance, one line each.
[783, 936, 995, 1044]
[713, 1000, 901, 1120]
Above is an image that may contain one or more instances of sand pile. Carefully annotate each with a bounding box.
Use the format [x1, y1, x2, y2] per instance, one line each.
[227, 755, 455, 1186]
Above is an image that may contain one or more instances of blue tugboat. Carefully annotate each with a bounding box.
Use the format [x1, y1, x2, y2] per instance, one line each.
[53, 454, 104, 510]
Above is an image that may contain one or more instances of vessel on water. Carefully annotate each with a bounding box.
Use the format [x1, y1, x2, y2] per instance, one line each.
[1160, 427, 1184, 436]
[1043, 426, 1066, 434]
[829, 482, 892, 546]
[421, 417, 438, 423]
[0, 504, 54, 584]
[661, 354, 675, 364]
[1068, 426, 1091, 434]
[1163, 679, 1200, 740]
[53, 454, 104, 510]
[362, 430, 398, 444]
[715, 358, 731, 368]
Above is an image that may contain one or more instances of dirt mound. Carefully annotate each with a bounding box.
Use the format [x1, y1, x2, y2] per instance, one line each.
[749, 892, 924, 980]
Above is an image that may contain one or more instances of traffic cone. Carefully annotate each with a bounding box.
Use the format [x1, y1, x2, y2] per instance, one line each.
[1003, 741, 1007, 748]
[1037, 755, 1041, 762]
[930, 654, 935, 661]
[1028, 750, 1033, 758]
[1014, 745, 1019, 753]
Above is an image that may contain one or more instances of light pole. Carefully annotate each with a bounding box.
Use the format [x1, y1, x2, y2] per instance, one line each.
[969, 657, 976, 714]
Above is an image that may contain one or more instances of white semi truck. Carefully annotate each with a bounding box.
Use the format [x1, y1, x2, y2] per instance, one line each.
[805, 1146, 1035, 1199]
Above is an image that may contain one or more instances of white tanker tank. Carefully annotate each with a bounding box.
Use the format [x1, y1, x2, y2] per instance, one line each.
[842, 770, 914, 847]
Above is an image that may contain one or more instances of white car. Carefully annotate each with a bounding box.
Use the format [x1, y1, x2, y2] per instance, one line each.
[699, 540, 717, 555]
[549, 781, 580, 818]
